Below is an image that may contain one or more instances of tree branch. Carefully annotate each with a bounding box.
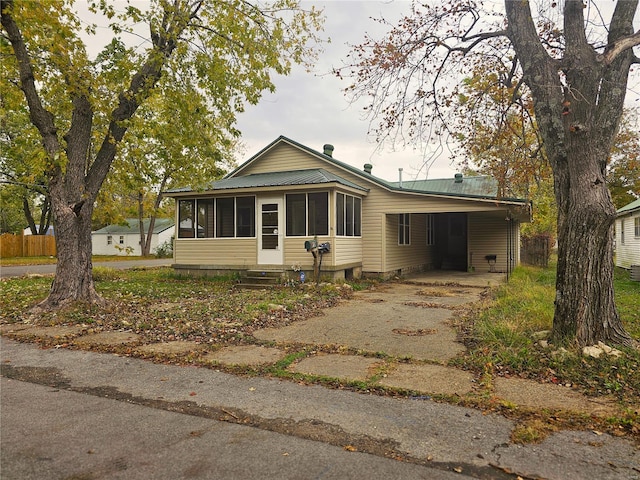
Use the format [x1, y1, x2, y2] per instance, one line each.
[600, 30, 640, 65]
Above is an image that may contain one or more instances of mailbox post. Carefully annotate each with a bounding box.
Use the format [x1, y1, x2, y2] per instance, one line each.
[304, 238, 330, 284]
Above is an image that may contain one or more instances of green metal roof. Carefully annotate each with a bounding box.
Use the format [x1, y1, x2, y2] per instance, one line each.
[617, 198, 640, 215]
[389, 176, 500, 198]
[167, 168, 368, 193]
[93, 218, 174, 235]
[168, 135, 529, 204]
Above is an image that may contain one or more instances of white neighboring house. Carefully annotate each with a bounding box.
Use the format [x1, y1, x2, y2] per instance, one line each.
[92, 218, 174, 256]
[615, 198, 640, 269]
[23, 225, 54, 235]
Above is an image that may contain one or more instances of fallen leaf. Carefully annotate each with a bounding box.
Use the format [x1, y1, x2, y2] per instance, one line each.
[453, 467, 463, 473]
[343, 445, 357, 452]
[189, 391, 197, 396]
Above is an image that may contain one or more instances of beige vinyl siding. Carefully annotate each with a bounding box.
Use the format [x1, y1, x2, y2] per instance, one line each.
[615, 213, 640, 268]
[283, 236, 332, 269]
[467, 212, 515, 273]
[238, 141, 518, 274]
[383, 213, 433, 274]
[333, 236, 363, 265]
[174, 238, 256, 265]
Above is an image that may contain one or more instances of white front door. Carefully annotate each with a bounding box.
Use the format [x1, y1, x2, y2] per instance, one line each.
[258, 197, 283, 265]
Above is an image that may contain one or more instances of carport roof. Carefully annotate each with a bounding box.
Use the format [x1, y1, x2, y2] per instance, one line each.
[389, 176, 500, 198]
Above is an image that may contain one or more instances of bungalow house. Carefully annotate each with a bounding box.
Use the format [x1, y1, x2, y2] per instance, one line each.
[615, 198, 640, 269]
[164, 136, 531, 280]
[91, 218, 174, 256]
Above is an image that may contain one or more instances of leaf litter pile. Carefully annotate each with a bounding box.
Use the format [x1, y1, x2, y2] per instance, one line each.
[0, 268, 350, 355]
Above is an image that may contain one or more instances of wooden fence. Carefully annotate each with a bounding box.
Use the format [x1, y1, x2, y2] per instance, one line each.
[521, 234, 552, 267]
[0, 233, 56, 258]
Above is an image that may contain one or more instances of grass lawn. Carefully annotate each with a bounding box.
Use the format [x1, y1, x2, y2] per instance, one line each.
[1, 262, 638, 439]
[452, 263, 640, 409]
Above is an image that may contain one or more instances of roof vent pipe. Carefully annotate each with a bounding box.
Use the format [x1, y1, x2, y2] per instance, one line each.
[398, 168, 403, 188]
[454, 173, 463, 183]
[323, 144, 334, 157]
[363, 163, 373, 174]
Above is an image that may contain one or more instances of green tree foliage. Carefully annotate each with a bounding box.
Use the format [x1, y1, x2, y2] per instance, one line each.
[607, 110, 640, 209]
[1, 0, 323, 308]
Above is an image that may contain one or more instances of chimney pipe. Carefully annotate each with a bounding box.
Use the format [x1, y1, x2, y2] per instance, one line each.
[454, 173, 463, 183]
[363, 163, 373, 174]
[398, 168, 403, 188]
[323, 144, 334, 157]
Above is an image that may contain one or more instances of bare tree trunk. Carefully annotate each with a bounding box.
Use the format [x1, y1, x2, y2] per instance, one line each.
[552, 158, 630, 346]
[38, 197, 103, 310]
[505, 0, 635, 348]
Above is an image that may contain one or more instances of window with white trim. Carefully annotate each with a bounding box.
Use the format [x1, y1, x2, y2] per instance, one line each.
[285, 192, 328, 236]
[426, 214, 434, 245]
[107, 235, 112, 245]
[398, 213, 410, 245]
[635, 217, 640, 237]
[621, 219, 625, 245]
[336, 193, 362, 237]
[177, 197, 255, 239]
[119, 236, 125, 245]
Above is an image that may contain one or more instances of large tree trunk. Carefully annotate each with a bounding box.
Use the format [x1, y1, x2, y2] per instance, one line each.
[3, 0, 183, 310]
[38, 197, 103, 310]
[552, 149, 630, 346]
[505, 0, 635, 348]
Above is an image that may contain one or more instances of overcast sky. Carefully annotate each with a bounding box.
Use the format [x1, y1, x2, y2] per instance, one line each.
[234, 0, 458, 182]
[78, 1, 638, 183]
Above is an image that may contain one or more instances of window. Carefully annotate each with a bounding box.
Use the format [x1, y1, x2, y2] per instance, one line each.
[308, 192, 328, 235]
[107, 235, 112, 245]
[236, 196, 256, 237]
[197, 199, 214, 238]
[635, 217, 640, 238]
[119, 236, 125, 245]
[398, 213, 410, 245]
[286, 192, 329, 236]
[286, 194, 306, 236]
[178, 200, 195, 238]
[426, 214, 434, 245]
[621, 220, 625, 245]
[336, 193, 362, 237]
[178, 197, 255, 239]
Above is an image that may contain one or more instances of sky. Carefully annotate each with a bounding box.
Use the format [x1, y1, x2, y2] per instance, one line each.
[234, 0, 458, 182]
[77, 0, 638, 183]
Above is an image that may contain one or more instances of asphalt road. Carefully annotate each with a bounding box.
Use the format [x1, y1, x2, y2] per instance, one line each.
[2, 338, 638, 480]
[0, 258, 172, 278]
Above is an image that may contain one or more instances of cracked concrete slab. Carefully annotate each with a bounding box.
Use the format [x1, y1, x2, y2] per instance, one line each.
[379, 363, 476, 396]
[136, 341, 205, 355]
[254, 283, 470, 362]
[203, 345, 288, 366]
[74, 331, 141, 346]
[1, 325, 84, 339]
[493, 377, 618, 416]
[289, 354, 382, 381]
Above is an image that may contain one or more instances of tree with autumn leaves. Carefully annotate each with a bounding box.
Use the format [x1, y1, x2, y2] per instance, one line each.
[338, 1, 639, 347]
[1, 0, 323, 309]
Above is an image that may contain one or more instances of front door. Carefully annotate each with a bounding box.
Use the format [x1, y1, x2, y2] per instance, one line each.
[258, 197, 283, 265]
